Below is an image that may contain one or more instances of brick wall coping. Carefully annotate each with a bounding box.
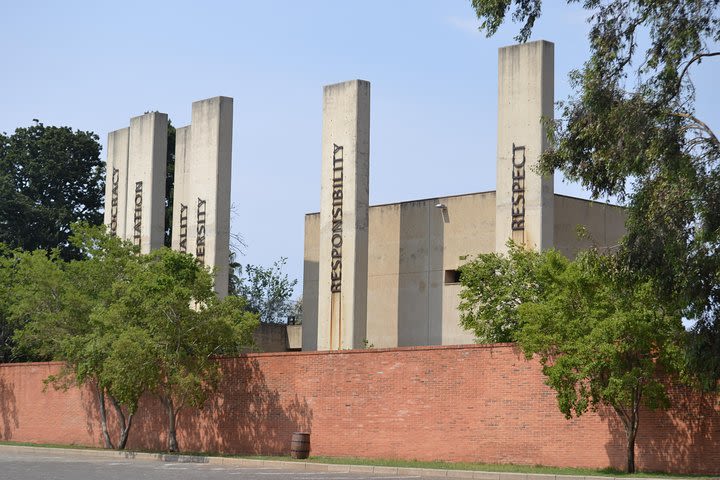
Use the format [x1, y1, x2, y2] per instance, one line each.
[0, 343, 520, 367]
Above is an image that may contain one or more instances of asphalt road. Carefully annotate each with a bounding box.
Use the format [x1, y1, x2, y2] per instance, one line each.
[0, 450, 440, 480]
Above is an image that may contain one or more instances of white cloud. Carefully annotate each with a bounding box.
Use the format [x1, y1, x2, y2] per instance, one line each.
[446, 16, 481, 36]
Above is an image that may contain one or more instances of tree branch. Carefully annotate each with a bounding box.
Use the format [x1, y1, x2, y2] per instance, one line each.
[677, 52, 720, 93]
[671, 112, 720, 150]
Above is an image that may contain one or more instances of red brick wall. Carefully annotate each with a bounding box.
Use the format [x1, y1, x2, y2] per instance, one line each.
[0, 345, 717, 474]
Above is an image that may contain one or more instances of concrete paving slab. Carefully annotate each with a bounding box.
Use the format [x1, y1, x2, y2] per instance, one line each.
[446, 469, 476, 478]
[473, 472, 500, 480]
[349, 464, 375, 474]
[373, 466, 400, 475]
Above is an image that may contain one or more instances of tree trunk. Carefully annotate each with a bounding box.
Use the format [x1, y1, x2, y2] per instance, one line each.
[95, 384, 114, 449]
[164, 396, 179, 452]
[118, 413, 133, 450]
[626, 424, 637, 474]
[615, 390, 641, 474]
[108, 394, 134, 450]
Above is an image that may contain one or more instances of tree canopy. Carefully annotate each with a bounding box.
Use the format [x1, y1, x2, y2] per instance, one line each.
[232, 257, 298, 324]
[517, 251, 685, 473]
[458, 243, 544, 343]
[0, 122, 104, 260]
[470, 0, 720, 388]
[10, 226, 258, 451]
[459, 245, 685, 472]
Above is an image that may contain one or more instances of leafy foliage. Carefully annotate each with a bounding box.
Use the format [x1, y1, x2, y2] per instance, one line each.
[517, 252, 685, 473]
[459, 245, 686, 472]
[0, 244, 31, 362]
[232, 257, 298, 324]
[0, 122, 104, 260]
[469, 0, 720, 389]
[10, 226, 258, 451]
[100, 247, 258, 451]
[458, 242, 543, 343]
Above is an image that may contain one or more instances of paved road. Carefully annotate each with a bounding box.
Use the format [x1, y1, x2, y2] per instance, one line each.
[0, 450, 439, 480]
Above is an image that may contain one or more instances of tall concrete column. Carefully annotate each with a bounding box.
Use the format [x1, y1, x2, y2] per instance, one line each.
[495, 40, 554, 252]
[103, 128, 129, 238]
[317, 80, 370, 350]
[126, 112, 168, 254]
[171, 97, 233, 298]
[171, 126, 191, 253]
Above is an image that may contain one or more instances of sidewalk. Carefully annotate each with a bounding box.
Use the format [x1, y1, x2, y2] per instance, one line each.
[0, 444, 704, 480]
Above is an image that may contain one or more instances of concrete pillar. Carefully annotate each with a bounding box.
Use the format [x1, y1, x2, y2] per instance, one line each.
[126, 112, 168, 254]
[103, 128, 129, 238]
[171, 126, 191, 253]
[495, 40, 554, 252]
[317, 80, 370, 350]
[171, 97, 233, 298]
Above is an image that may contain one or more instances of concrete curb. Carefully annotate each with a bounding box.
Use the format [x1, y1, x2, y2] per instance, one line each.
[0, 444, 706, 480]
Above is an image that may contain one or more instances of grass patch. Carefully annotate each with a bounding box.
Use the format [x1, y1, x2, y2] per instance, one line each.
[0, 441, 712, 478]
[244, 455, 712, 478]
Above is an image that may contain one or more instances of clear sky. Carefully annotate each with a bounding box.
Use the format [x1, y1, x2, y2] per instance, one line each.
[2, 1, 718, 297]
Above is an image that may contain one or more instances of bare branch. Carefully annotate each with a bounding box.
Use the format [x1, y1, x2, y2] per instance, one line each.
[671, 112, 720, 149]
[677, 51, 720, 94]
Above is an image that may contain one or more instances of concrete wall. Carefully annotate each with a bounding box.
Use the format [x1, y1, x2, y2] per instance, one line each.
[317, 80, 370, 350]
[103, 128, 130, 238]
[495, 40, 554, 252]
[305, 192, 497, 349]
[303, 192, 626, 349]
[126, 112, 167, 253]
[171, 97, 233, 297]
[252, 323, 290, 353]
[553, 194, 627, 258]
[170, 126, 191, 253]
[302, 214, 320, 351]
[0, 347, 717, 474]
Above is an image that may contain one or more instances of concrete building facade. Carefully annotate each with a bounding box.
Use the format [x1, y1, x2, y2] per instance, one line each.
[302, 40, 626, 350]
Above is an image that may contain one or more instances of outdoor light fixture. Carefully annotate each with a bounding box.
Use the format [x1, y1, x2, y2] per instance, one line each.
[435, 203, 447, 209]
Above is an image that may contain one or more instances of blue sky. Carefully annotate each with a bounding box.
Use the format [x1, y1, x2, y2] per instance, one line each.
[2, 1, 718, 297]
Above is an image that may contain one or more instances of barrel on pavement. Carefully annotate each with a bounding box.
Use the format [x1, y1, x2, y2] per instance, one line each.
[290, 432, 310, 459]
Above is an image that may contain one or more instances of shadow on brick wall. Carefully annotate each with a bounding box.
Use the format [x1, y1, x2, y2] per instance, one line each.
[0, 377, 18, 440]
[216, 357, 314, 455]
[636, 389, 719, 474]
[120, 356, 314, 455]
[600, 388, 720, 475]
[598, 405, 630, 472]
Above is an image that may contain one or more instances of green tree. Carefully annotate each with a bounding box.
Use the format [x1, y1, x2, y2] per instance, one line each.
[10, 227, 144, 448]
[459, 246, 685, 472]
[518, 251, 685, 473]
[104, 248, 258, 451]
[233, 257, 298, 324]
[458, 242, 543, 343]
[0, 244, 22, 362]
[0, 121, 104, 260]
[469, 0, 720, 388]
[11, 227, 258, 452]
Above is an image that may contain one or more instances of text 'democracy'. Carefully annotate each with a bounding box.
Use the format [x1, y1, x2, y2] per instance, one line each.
[110, 168, 119, 235]
[331, 144, 343, 293]
[511, 144, 526, 232]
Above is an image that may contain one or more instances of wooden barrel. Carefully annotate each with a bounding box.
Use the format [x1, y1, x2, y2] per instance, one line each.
[290, 432, 310, 459]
